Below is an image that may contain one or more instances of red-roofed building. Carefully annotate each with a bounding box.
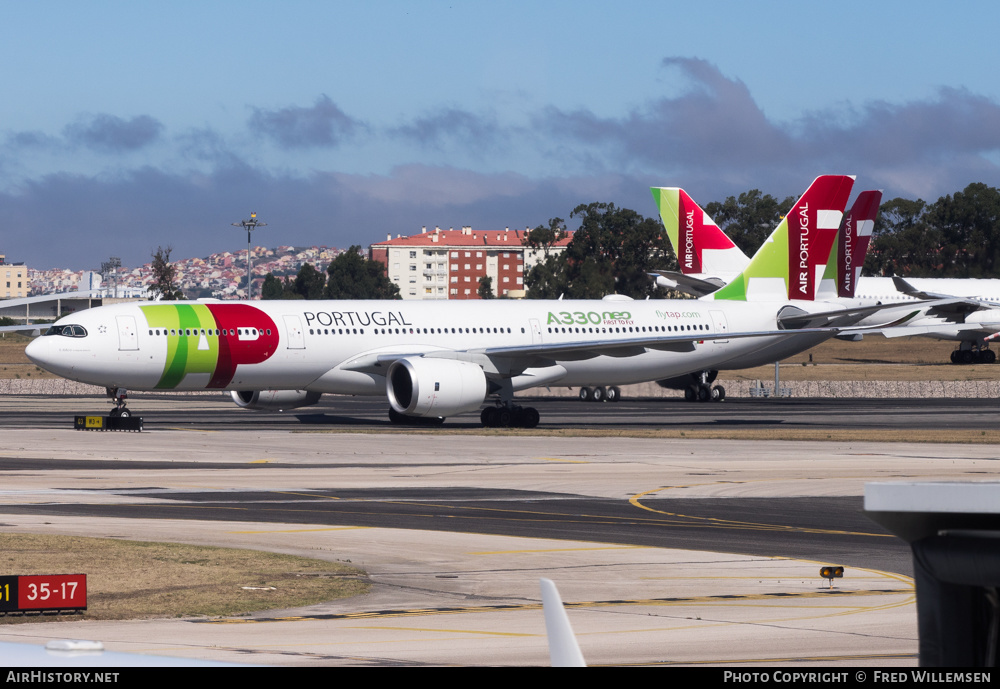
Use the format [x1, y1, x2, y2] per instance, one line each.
[370, 226, 572, 300]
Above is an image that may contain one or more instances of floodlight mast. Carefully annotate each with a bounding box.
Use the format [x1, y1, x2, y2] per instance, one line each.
[100, 257, 121, 299]
[231, 213, 267, 300]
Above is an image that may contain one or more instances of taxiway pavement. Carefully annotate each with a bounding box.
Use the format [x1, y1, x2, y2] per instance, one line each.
[1, 397, 996, 665]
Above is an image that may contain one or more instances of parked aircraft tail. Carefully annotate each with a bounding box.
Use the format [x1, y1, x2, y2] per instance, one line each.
[653, 175, 854, 301]
[649, 187, 749, 276]
[814, 190, 882, 300]
[836, 190, 881, 299]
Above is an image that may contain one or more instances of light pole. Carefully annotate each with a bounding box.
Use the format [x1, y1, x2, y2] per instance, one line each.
[231, 212, 267, 300]
[100, 257, 121, 299]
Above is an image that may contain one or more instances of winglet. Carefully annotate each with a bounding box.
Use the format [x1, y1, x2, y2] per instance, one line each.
[650, 187, 750, 276]
[540, 578, 586, 667]
[710, 175, 855, 301]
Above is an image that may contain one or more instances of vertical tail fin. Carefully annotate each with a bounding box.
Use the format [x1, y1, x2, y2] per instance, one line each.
[650, 187, 750, 276]
[817, 190, 883, 299]
[710, 175, 855, 301]
[837, 190, 881, 298]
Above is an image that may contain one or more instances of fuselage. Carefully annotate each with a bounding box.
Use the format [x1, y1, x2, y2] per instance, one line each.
[25, 297, 838, 395]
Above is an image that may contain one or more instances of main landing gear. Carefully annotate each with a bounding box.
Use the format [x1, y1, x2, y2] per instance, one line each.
[578, 386, 622, 402]
[480, 403, 540, 429]
[106, 387, 132, 418]
[684, 371, 725, 403]
[950, 343, 996, 364]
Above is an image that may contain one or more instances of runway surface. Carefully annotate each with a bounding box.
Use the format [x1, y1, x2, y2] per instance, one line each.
[3, 392, 999, 432]
[0, 394, 997, 665]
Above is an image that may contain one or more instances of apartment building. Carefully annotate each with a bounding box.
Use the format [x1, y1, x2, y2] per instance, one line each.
[370, 226, 571, 300]
[0, 254, 28, 298]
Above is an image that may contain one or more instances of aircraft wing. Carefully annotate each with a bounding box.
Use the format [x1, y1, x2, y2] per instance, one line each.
[477, 310, 925, 368]
[892, 277, 1000, 310]
[336, 315, 922, 378]
[0, 324, 48, 337]
[774, 299, 980, 330]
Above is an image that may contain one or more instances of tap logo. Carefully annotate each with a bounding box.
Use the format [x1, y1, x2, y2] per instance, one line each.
[140, 304, 279, 389]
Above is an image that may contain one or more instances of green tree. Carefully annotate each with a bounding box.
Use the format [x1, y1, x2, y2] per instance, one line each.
[260, 273, 285, 300]
[526, 203, 674, 299]
[865, 197, 932, 276]
[925, 183, 1000, 277]
[477, 275, 495, 299]
[525, 217, 566, 251]
[704, 190, 795, 257]
[325, 246, 401, 299]
[148, 246, 185, 300]
[293, 263, 327, 300]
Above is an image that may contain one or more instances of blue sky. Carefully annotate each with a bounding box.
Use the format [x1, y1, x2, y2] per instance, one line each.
[3, 1, 1000, 269]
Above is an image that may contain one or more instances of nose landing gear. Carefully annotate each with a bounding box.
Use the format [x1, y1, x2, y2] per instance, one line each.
[106, 387, 132, 418]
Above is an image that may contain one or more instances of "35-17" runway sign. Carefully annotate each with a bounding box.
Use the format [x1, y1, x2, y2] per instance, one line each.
[0, 574, 87, 614]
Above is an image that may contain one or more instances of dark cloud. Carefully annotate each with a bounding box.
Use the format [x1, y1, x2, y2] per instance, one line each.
[390, 108, 506, 153]
[537, 58, 790, 177]
[248, 95, 362, 148]
[0, 162, 646, 271]
[7, 62, 1000, 270]
[63, 114, 164, 152]
[535, 57, 1000, 199]
[6, 131, 58, 149]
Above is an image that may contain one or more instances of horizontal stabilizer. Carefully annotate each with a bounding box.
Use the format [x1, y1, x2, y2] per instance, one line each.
[650, 270, 726, 297]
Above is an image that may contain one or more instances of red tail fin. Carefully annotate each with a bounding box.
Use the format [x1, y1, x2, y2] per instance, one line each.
[837, 191, 882, 298]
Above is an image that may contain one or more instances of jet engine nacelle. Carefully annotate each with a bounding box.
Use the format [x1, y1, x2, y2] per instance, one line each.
[231, 389, 322, 412]
[386, 357, 487, 418]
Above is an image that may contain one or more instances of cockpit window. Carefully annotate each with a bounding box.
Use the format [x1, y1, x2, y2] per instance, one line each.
[44, 324, 88, 338]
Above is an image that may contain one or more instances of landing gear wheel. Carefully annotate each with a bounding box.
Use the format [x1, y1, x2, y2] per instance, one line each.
[591, 386, 606, 402]
[497, 408, 512, 427]
[606, 386, 621, 402]
[579, 387, 592, 402]
[979, 350, 996, 364]
[960, 350, 975, 365]
[520, 407, 540, 429]
[712, 385, 726, 402]
[697, 384, 711, 402]
[388, 407, 405, 424]
[481, 407, 498, 427]
[106, 386, 130, 417]
[684, 386, 696, 402]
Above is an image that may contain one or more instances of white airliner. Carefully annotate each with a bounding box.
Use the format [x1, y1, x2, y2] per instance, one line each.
[650, 188, 1000, 364]
[24, 176, 946, 426]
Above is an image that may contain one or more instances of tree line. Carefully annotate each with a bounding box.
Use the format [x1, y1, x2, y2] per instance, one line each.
[260, 245, 400, 300]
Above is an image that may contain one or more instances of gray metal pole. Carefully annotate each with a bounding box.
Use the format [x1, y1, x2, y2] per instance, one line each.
[232, 213, 267, 300]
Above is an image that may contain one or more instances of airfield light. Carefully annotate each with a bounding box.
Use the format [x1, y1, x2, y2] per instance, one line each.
[232, 213, 267, 300]
[820, 566, 844, 588]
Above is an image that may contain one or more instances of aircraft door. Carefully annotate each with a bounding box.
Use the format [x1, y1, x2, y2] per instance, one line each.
[529, 318, 542, 344]
[116, 315, 138, 351]
[709, 310, 729, 343]
[283, 314, 306, 349]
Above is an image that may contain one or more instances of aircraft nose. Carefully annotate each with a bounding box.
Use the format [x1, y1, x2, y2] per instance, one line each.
[25, 336, 65, 375]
